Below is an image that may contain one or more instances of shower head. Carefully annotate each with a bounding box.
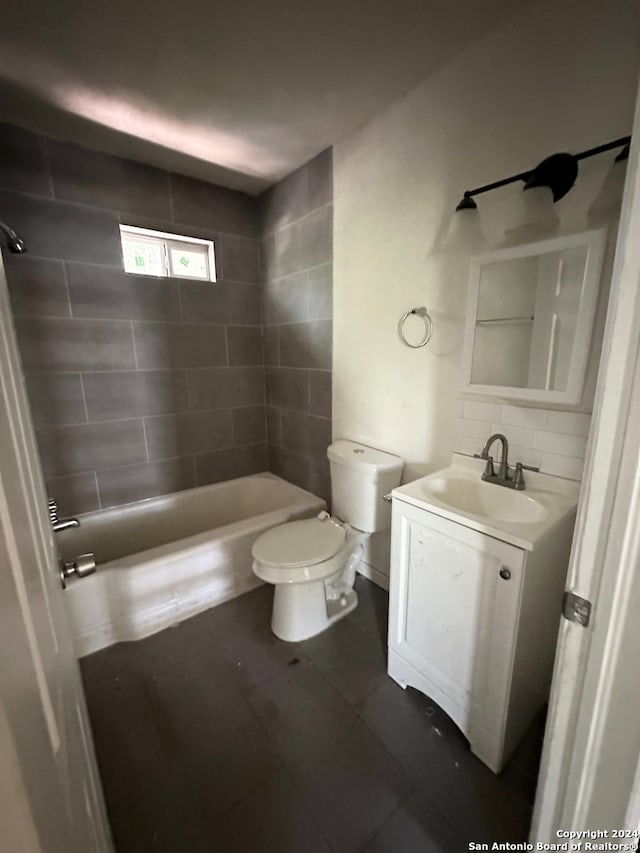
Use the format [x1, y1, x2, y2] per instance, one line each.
[0, 219, 27, 253]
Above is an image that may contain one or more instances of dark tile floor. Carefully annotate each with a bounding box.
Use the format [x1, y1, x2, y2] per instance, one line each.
[80, 576, 545, 853]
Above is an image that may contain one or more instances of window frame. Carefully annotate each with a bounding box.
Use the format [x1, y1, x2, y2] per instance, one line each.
[119, 224, 217, 282]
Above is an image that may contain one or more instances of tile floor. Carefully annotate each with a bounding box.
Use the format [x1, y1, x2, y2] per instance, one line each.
[80, 576, 544, 853]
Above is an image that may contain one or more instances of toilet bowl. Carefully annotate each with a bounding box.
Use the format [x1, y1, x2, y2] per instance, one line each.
[251, 440, 404, 643]
[252, 512, 364, 641]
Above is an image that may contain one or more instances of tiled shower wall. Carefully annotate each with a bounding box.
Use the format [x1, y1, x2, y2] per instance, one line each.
[260, 150, 333, 504]
[0, 122, 266, 515]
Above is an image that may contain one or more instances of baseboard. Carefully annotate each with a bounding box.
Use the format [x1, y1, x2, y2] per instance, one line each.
[357, 561, 389, 591]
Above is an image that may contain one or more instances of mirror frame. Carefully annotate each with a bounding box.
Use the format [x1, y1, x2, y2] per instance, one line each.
[462, 228, 608, 405]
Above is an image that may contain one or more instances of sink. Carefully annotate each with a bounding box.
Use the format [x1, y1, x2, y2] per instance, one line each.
[421, 475, 548, 524]
[392, 454, 579, 551]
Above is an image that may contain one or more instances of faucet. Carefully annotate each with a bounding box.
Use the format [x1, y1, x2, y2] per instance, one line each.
[48, 499, 80, 532]
[479, 434, 539, 491]
[481, 433, 510, 482]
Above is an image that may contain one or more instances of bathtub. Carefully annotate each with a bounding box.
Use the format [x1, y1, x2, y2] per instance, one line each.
[59, 473, 325, 656]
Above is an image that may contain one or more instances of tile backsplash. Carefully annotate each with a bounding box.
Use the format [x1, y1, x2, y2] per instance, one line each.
[454, 399, 591, 481]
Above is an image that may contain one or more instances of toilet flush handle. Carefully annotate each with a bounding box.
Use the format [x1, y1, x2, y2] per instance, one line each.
[383, 493, 392, 503]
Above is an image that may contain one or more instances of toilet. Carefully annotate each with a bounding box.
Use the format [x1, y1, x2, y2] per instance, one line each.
[251, 439, 403, 642]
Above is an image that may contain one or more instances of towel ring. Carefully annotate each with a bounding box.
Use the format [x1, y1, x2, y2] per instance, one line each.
[398, 307, 434, 349]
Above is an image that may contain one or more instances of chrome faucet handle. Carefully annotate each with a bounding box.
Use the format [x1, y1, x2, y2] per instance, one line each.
[513, 463, 525, 489]
[52, 517, 80, 532]
[483, 455, 495, 478]
[518, 462, 540, 472]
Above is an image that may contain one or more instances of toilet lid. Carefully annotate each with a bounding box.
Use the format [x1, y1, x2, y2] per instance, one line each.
[252, 517, 347, 569]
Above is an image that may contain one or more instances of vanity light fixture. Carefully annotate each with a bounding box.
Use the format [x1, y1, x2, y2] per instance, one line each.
[454, 135, 631, 213]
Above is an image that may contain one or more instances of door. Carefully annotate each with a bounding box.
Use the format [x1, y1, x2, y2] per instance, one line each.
[0, 254, 113, 852]
[531, 82, 640, 837]
[388, 500, 525, 771]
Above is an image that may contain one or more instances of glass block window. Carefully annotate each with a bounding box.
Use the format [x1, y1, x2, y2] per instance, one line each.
[120, 225, 215, 281]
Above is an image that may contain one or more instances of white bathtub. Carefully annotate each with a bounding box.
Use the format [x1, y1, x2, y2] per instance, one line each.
[59, 473, 325, 656]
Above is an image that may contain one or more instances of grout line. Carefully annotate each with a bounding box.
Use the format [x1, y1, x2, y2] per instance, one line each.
[141, 418, 150, 462]
[42, 137, 56, 199]
[61, 260, 74, 318]
[260, 200, 333, 239]
[93, 470, 103, 510]
[130, 322, 139, 369]
[78, 373, 90, 424]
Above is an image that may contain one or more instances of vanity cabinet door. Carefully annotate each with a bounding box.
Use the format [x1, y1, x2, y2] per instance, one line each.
[388, 500, 526, 763]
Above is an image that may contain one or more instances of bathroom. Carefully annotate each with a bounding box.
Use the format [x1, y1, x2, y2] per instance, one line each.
[1, 0, 639, 850]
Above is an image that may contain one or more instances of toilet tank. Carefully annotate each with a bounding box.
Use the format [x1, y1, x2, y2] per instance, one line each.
[327, 440, 403, 533]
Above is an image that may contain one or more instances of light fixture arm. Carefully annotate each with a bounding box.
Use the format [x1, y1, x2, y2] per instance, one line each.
[456, 135, 631, 210]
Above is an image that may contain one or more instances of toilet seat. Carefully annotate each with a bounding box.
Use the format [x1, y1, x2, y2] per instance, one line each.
[252, 515, 355, 585]
[252, 516, 347, 569]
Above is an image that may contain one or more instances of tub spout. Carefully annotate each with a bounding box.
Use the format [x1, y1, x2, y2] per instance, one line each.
[52, 517, 80, 532]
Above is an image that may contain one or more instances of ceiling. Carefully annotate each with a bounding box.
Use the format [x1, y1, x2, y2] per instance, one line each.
[0, 0, 526, 194]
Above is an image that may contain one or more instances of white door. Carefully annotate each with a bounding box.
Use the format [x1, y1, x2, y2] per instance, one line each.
[0, 254, 113, 852]
[532, 83, 640, 837]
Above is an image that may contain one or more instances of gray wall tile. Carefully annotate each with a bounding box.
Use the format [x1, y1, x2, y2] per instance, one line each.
[179, 280, 261, 326]
[0, 189, 122, 265]
[309, 370, 332, 419]
[48, 140, 172, 220]
[187, 367, 265, 410]
[228, 326, 263, 366]
[234, 443, 268, 477]
[306, 148, 333, 210]
[0, 122, 52, 196]
[279, 320, 332, 370]
[170, 174, 258, 237]
[307, 458, 332, 506]
[4, 254, 70, 318]
[261, 148, 333, 502]
[67, 263, 180, 321]
[26, 373, 86, 426]
[97, 457, 196, 508]
[83, 371, 188, 421]
[233, 406, 266, 445]
[265, 367, 309, 413]
[219, 235, 260, 282]
[195, 443, 267, 485]
[15, 317, 136, 372]
[268, 445, 310, 492]
[260, 166, 308, 234]
[2, 120, 267, 513]
[280, 410, 332, 461]
[307, 264, 332, 320]
[263, 274, 307, 325]
[133, 322, 227, 369]
[36, 420, 147, 478]
[194, 448, 236, 485]
[145, 410, 234, 459]
[45, 472, 100, 517]
[263, 326, 279, 366]
[266, 407, 281, 447]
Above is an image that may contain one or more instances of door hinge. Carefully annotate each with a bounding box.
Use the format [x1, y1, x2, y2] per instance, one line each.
[562, 591, 592, 627]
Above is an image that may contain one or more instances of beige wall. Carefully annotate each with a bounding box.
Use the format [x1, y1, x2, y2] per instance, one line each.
[333, 0, 639, 488]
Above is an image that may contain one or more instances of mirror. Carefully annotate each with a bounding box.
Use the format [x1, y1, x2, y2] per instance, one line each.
[463, 228, 607, 405]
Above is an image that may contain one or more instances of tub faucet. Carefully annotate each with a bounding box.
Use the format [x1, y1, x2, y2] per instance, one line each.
[48, 498, 80, 532]
[480, 433, 510, 483]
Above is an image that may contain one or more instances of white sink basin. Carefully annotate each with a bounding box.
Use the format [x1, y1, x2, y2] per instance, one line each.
[421, 476, 547, 524]
[392, 454, 580, 550]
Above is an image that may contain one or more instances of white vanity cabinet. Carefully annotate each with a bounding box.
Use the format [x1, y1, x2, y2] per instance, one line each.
[388, 495, 574, 773]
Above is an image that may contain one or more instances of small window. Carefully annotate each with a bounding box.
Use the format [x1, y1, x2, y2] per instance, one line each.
[120, 225, 216, 282]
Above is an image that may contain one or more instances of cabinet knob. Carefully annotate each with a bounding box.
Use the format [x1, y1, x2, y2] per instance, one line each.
[499, 567, 511, 580]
